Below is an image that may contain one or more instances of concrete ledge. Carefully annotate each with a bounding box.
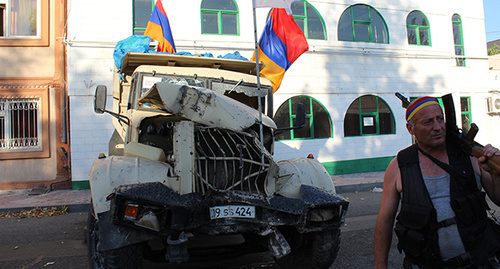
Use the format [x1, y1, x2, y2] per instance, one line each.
[335, 182, 384, 194]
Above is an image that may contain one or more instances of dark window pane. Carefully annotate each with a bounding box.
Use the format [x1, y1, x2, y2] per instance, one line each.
[307, 5, 325, 39]
[291, 1, 304, 16]
[338, 11, 353, 41]
[352, 5, 369, 21]
[371, 13, 388, 43]
[134, 0, 152, 30]
[274, 101, 291, 140]
[407, 11, 427, 26]
[420, 29, 429, 45]
[294, 18, 305, 34]
[202, 0, 236, 10]
[222, 14, 237, 34]
[407, 28, 417, 44]
[452, 14, 460, 22]
[292, 96, 311, 115]
[461, 114, 470, 131]
[379, 113, 394, 134]
[312, 102, 331, 138]
[460, 97, 469, 112]
[202, 13, 218, 34]
[360, 96, 377, 113]
[354, 23, 370, 42]
[378, 98, 395, 134]
[455, 47, 463, 56]
[294, 117, 311, 138]
[453, 24, 462, 45]
[344, 113, 360, 136]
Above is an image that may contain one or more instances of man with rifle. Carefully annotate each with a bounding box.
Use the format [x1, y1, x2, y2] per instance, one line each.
[374, 94, 500, 268]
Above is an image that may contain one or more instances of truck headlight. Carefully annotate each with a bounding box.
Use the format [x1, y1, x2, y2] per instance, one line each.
[307, 208, 336, 222]
[120, 201, 164, 232]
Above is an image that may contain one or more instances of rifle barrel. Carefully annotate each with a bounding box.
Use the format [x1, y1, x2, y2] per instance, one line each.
[395, 92, 410, 108]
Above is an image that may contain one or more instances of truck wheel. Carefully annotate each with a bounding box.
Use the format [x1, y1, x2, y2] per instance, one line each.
[87, 204, 144, 269]
[275, 229, 341, 269]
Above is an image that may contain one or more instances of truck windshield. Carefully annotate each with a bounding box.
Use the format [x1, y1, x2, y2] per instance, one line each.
[140, 75, 205, 98]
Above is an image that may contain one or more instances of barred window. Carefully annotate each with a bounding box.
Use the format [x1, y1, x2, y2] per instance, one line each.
[0, 97, 41, 151]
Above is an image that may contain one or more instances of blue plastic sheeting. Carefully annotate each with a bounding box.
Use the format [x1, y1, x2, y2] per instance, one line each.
[113, 35, 155, 69]
[217, 51, 248, 60]
[113, 35, 250, 70]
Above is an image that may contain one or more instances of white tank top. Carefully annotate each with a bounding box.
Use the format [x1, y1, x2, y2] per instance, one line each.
[423, 173, 466, 261]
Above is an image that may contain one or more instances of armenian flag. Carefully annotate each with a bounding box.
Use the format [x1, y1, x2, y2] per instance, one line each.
[144, 0, 176, 53]
[251, 8, 308, 92]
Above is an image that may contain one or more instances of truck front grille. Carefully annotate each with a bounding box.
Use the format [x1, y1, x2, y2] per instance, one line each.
[194, 127, 271, 194]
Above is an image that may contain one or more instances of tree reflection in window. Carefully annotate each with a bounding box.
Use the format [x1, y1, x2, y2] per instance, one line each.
[274, 96, 333, 140]
[290, 1, 326, 40]
[338, 4, 388, 44]
[407, 10, 431, 46]
[201, 0, 238, 35]
[344, 95, 395, 136]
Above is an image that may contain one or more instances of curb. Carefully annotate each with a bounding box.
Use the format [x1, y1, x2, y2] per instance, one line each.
[0, 204, 90, 214]
[335, 182, 384, 194]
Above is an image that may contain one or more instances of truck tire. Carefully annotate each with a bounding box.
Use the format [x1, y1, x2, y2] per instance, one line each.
[87, 204, 144, 269]
[275, 229, 341, 269]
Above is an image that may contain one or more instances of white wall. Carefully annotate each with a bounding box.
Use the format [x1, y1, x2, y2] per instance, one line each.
[66, 0, 498, 182]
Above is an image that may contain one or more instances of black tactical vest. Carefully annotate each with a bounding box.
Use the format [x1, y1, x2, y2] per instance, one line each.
[395, 144, 500, 268]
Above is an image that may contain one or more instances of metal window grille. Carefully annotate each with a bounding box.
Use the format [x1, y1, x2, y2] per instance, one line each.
[0, 97, 41, 151]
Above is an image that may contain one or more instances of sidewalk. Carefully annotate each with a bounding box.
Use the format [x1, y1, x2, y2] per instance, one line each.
[0, 171, 385, 213]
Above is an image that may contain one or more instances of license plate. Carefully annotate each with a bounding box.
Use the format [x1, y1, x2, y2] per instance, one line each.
[209, 205, 255, 220]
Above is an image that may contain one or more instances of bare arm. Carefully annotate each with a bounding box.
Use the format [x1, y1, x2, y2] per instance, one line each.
[374, 158, 401, 269]
[476, 144, 500, 206]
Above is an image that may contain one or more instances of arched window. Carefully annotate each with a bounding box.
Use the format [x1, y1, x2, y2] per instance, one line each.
[344, 95, 395, 137]
[201, 0, 239, 35]
[452, 14, 465, 66]
[274, 96, 333, 140]
[338, 4, 388, 44]
[290, 1, 327, 40]
[407, 10, 431, 46]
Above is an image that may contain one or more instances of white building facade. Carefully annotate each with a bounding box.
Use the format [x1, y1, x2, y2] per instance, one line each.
[66, 0, 498, 189]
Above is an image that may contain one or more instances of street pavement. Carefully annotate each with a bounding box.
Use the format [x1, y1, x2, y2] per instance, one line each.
[0, 171, 386, 213]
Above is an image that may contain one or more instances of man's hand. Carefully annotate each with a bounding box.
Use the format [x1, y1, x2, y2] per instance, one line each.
[478, 144, 500, 175]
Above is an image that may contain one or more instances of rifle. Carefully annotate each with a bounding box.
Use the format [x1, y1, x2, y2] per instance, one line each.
[395, 92, 500, 173]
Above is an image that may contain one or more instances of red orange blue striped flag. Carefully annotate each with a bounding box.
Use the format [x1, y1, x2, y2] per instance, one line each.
[251, 8, 308, 92]
[144, 0, 176, 53]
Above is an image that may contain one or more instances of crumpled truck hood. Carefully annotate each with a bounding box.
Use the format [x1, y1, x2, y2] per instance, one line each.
[138, 82, 277, 131]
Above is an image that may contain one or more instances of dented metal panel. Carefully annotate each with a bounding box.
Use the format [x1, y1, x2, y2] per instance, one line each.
[138, 82, 277, 131]
[89, 155, 176, 214]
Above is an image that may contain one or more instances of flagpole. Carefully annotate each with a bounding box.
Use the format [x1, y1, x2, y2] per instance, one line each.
[252, 6, 266, 169]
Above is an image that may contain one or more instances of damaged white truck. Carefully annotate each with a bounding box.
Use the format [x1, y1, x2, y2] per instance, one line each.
[87, 52, 348, 269]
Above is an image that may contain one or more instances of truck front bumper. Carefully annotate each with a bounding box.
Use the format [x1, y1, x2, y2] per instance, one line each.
[96, 182, 348, 259]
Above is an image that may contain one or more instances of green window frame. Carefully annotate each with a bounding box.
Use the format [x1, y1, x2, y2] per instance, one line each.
[133, 0, 154, 35]
[338, 4, 389, 44]
[452, 14, 465, 67]
[200, 0, 239, 36]
[344, 95, 395, 137]
[407, 10, 431, 46]
[274, 95, 333, 141]
[460, 96, 471, 132]
[290, 0, 326, 40]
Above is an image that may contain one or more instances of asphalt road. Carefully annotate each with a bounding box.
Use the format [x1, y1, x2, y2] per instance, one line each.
[0, 191, 403, 268]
